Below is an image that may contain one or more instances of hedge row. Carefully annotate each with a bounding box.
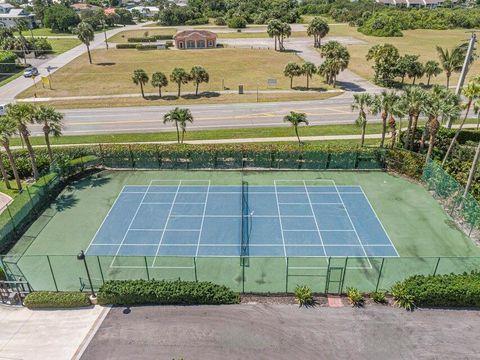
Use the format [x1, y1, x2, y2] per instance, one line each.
[23, 291, 91, 309]
[385, 148, 425, 180]
[97, 279, 240, 305]
[393, 272, 480, 308]
[127, 35, 173, 42]
[116, 43, 172, 50]
[0, 51, 16, 75]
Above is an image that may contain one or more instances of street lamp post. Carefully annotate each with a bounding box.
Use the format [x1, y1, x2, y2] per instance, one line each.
[77, 250, 95, 297]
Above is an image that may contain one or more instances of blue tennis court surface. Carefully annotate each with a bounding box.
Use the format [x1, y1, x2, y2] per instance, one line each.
[86, 180, 398, 260]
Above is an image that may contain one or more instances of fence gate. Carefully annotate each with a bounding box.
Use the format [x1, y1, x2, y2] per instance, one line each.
[0, 280, 32, 305]
[325, 267, 345, 295]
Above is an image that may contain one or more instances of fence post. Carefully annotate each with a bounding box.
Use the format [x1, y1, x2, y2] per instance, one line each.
[432, 257, 441, 276]
[144, 256, 150, 281]
[97, 256, 105, 285]
[285, 257, 289, 294]
[340, 257, 348, 295]
[6, 203, 16, 233]
[193, 257, 197, 282]
[375, 258, 385, 292]
[46, 256, 58, 292]
[25, 186, 35, 214]
[241, 257, 245, 294]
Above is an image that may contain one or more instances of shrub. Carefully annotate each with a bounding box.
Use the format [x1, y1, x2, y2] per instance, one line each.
[165, 40, 174, 48]
[294, 285, 314, 307]
[393, 272, 480, 309]
[346, 287, 364, 306]
[0, 51, 17, 75]
[370, 291, 387, 304]
[24, 291, 91, 309]
[391, 282, 415, 311]
[215, 17, 226, 26]
[135, 44, 157, 50]
[227, 16, 247, 29]
[116, 43, 137, 49]
[185, 17, 209, 26]
[97, 279, 240, 305]
[385, 148, 425, 179]
[128, 37, 157, 43]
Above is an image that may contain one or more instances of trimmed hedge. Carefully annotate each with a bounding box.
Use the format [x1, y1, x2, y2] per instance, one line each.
[127, 35, 173, 42]
[24, 291, 91, 309]
[116, 43, 137, 49]
[97, 279, 240, 305]
[392, 272, 480, 308]
[135, 44, 158, 50]
[386, 148, 425, 180]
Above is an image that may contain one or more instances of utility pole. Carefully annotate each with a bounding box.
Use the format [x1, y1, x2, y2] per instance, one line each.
[103, 20, 109, 50]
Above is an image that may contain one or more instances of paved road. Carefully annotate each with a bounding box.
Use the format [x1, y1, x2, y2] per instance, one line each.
[81, 304, 480, 360]
[28, 95, 378, 136]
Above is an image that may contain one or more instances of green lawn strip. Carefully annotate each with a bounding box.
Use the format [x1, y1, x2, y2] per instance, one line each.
[11, 123, 389, 147]
[0, 70, 23, 87]
[49, 38, 82, 54]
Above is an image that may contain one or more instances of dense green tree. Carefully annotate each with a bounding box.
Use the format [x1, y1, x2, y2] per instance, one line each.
[366, 44, 400, 86]
[43, 5, 80, 33]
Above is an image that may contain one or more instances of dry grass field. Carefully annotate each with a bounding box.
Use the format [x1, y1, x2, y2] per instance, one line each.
[18, 48, 332, 99]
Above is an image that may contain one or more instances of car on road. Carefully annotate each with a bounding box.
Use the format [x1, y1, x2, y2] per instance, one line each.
[0, 104, 8, 117]
[23, 67, 39, 78]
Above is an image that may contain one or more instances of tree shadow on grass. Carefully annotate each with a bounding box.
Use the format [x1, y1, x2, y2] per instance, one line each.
[144, 92, 221, 101]
[292, 86, 329, 92]
[95, 62, 116, 66]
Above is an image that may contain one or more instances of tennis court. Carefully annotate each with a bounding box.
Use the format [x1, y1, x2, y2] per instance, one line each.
[85, 179, 398, 267]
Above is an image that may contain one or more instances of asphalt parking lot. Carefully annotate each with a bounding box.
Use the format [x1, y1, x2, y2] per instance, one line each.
[81, 304, 480, 360]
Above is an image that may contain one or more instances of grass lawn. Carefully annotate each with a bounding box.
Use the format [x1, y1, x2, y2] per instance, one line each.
[17, 48, 333, 99]
[108, 28, 177, 43]
[26, 91, 339, 109]
[48, 38, 82, 54]
[0, 68, 24, 87]
[0, 180, 24, 198]
[328, 25, 479, 86]
[15, 28, 72, 37]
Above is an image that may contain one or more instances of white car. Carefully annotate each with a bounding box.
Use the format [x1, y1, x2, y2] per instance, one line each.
[23, 67, 39, 78]
[0, 104, 7, 117]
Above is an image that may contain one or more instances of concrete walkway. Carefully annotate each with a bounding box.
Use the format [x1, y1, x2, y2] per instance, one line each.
[0, 305, 109, 360]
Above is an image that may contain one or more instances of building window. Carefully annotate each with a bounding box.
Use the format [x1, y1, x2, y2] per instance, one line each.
[207, 40, 213, 47]
[187, 40, 195, 48]
[197, 40, 205, 48]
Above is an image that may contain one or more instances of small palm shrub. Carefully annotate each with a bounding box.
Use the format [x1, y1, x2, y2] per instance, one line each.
[346, 287, 364, 306]
[391, 283, 415, 311]
[294, 285, 314, 307]
[370, 291, 387, 304]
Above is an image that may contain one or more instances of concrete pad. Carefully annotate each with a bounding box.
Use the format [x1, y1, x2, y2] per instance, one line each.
[0, 305, 108, 360]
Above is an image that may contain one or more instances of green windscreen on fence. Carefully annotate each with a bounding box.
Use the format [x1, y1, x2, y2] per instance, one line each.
[422, 161, 480, 235]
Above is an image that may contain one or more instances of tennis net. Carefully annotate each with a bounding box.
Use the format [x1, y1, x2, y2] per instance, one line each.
[241, 181, 249, 258]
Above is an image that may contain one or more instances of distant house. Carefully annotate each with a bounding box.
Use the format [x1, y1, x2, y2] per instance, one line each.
[375, 0, 452, 7]
[174, 30, 217, 50]
[128, 6, 159, 18]
[0, 2, 35, 29]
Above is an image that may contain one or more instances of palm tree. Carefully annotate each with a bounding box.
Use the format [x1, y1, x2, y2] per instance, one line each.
[170, 68, 190, 98]
[307, 17, 329, 48]
[442, 80, 480, 166]
[73, 22, 95, 64]
[371, 91, 399, 148]
[190, 66, 209, 96]
[267, 19, 282, 51]
[0, 116, 22, 190]
[436, 43, 468, 90]
[151, 72, 168, 97]
[163, 108, 193, 144]
[302, 62, 316, 89]
[132, 69, 149, 98]
[34, 105, 64, 163]
[283, 112, 309, 144]
[422, 86, 461, 164]
[4, 104, 39, 180]
[318, 41, 350, 87]
[473, 99, 480, 130]
[399, 86, 426, 150]
[283, 63, 303, 89]
[279, 22, 291, 51]
[351, 93, 373, 147]
[424, 60, 442, 86]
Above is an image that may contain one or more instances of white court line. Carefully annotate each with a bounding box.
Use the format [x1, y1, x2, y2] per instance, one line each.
[303, 180, 329, 265]
[273, 180, 287, 260]
[109, 181, 154, 267]
[333, 182, 372, 268]
[85, 185, 127, 254]
[92, 242, 393, 247]
[152, 181, 182, 267]
[195, 181, 211, 257]
[358, 187, 400, 257]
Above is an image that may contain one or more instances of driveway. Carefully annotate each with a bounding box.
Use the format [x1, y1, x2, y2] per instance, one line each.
[81, 304, 480, 360]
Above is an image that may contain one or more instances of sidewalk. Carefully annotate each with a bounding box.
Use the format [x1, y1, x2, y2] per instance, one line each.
[0, 305, 108, 360]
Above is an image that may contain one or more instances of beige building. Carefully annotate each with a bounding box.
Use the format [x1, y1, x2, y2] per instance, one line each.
[174, 30, 217, 50]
